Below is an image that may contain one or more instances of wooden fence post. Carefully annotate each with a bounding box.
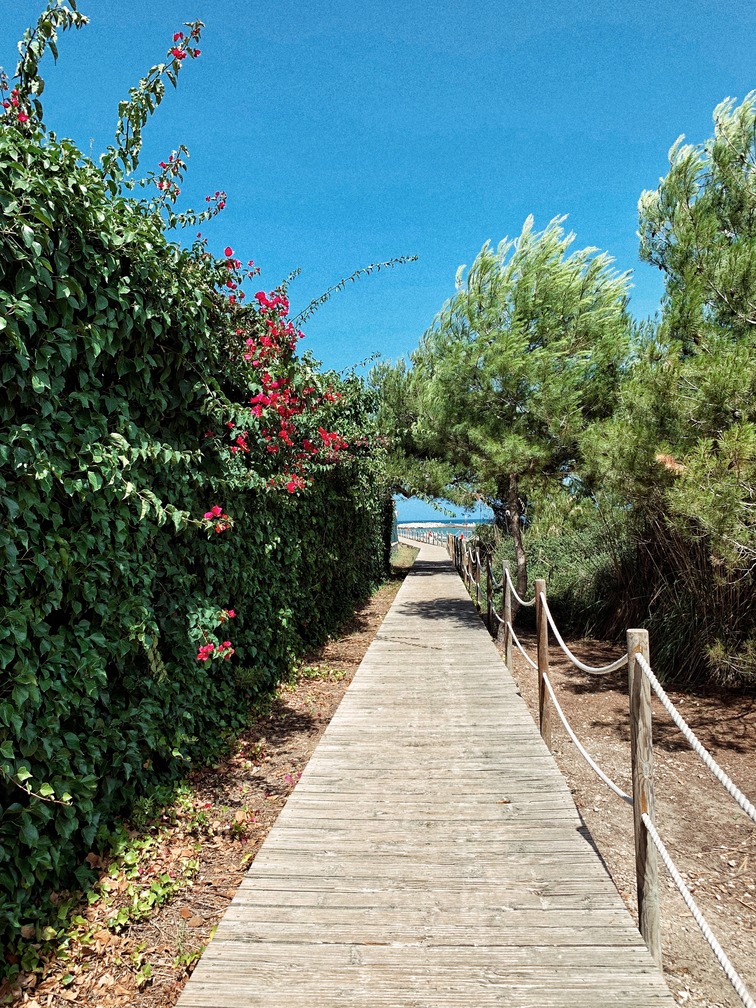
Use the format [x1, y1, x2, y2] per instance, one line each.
[501, 561, 512, 663]
[535, 578, 552, 750]
[485, 556, 493, 633]
[627, 628, 662, 967]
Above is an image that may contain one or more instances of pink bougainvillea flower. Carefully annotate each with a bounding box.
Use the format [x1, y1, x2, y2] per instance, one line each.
[224, 246, 233, 257]
[173, 31, 184, 41]
[17, 113, 29, 123]
[170, 47, 186, 60]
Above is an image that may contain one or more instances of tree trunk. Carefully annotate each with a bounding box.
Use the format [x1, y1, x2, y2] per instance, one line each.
[508, 473, 528, 602]
[491, 473, 528, 608]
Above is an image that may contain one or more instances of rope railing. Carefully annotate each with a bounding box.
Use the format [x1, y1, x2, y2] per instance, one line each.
[539, 592, 629, 675]
[503, 564, 536, 607]
[541, 671, 632, 805]
[507, 620, 538, 670]
[636, 654, 756, 827]
[445, 531, 756, 1004]
[642, 813, 756, 1008]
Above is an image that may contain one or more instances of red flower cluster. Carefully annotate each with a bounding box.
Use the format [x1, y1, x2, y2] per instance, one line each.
[205, 190, 227, 211]
[285, 475, 307, 494]
[0, 77, 29, 125]
[254, 290, 289, 313]
[318, 427, 349, 452]
[202, 251, 354, 495]
[219, 247, 261, 305]
[203, 505, 233, 533]
[168, 29, 201, 62]
[196, 639, 234, 661]
[230, 430, 250, 454]
[242, 291, 303, 368]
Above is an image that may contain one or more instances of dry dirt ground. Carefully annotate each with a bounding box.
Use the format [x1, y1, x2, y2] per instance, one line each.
[3, 544, 755, 1008]
[506, 628, 756, 1008]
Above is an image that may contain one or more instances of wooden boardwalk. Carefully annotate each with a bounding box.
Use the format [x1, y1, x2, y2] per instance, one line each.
[178, 541, 676, 1007]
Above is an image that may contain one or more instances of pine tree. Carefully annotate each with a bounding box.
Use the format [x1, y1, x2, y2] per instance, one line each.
[383, 216, 631, 596]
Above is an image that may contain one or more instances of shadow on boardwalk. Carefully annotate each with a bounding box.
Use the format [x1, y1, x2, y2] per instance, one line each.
[177, 541, 676, 1008]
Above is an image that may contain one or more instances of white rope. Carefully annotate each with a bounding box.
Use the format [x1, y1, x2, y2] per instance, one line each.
[635, 655, 756, 827]
[542, 673, 633, 804]
[539, 592, 628, 675]
[507, 621, 538, 670]
[642, 814, 756, 1008]
[503, 565, 536, 607]
[492, 609, 505, 625]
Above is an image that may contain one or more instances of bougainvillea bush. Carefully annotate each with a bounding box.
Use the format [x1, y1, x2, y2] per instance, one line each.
[0, 3, 390, 943]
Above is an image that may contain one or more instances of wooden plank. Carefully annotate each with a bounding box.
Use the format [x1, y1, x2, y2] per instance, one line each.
[178, 541, 675, 1008]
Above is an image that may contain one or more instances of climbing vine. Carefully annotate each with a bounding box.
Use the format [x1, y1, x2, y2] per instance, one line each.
[0, 1, 390, 943]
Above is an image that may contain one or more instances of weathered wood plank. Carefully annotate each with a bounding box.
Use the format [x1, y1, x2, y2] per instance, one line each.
[178, 542, 675, 1008]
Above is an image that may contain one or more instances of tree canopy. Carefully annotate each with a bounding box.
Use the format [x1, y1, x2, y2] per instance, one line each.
[377, 94, 756, 685]
[380, 216, 632, 593]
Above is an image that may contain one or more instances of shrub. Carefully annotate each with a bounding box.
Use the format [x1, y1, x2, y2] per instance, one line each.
[0, 7, 389, 941]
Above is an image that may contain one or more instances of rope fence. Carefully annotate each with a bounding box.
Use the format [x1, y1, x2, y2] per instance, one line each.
[446, 531, 756, 1007]
[539, 592, 628, 675]
[541, 670, 633, 805]
[635, 653, 756, 827]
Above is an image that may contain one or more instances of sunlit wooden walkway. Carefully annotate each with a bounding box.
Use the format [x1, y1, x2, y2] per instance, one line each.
[178, 541, 675, 1007]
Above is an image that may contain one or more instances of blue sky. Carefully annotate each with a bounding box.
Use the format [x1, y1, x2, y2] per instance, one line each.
[2, 2, 754, 521]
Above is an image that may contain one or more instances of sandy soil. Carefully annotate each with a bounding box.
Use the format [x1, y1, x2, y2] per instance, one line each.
[505, 628, 756, 1008]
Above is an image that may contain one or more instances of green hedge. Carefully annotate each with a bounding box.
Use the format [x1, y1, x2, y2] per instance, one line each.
[0, 121, 388, 940]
